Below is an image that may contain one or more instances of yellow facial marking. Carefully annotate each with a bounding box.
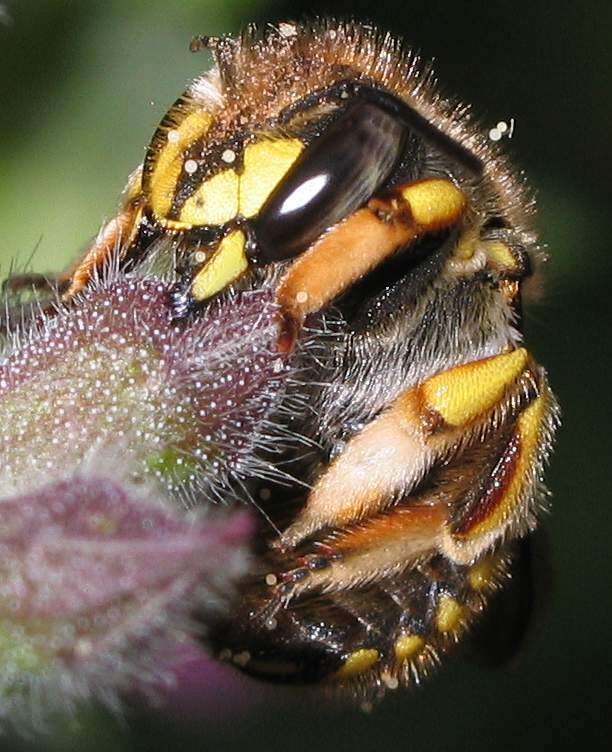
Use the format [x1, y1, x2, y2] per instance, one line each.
[436, 595, 465, 633]
[394, 634, 425, 662]
[149, 110, 215, 219]
[154, 136, 302, 237]
[191, 230, 248, 301]
[239, 138, 304, 218]
[178, 169, 240, 226]
[400, 179, 466, 228]
[468, 556, 497, 591]
[336, 648, 379, 679]
[423, 348, 529, 427]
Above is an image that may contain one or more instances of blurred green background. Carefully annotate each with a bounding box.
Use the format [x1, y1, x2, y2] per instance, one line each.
[0, 0, 609, 750]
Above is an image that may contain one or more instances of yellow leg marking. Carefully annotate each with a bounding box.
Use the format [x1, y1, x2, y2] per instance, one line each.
[336, 649, 379, 679]
[466, 393, 546, 539]
[394, 634, 425, 662]
[436, 595, 465, 633]
[422, 348, 529, 427]
[400, 179, 466, 229]
[191, 230, 248, 301]
[439, 376, 556, 565]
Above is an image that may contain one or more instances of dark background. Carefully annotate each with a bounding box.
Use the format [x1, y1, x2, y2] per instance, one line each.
[0, 1, 610, 750]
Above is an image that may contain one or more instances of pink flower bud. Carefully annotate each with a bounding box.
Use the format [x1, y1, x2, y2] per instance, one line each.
[0, 276, 289, 728]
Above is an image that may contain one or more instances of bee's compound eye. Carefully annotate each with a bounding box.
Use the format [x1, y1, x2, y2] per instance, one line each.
[251, 100, 407, 262]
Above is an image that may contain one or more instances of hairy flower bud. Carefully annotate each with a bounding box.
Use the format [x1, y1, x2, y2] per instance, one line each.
[0, 278, 286, 499]
[0, 275, 288, 729]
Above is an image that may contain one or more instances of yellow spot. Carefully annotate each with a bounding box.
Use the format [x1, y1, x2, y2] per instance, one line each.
[239, 138, 303, 218]
[423, 348, 529, 427]
[179, 169, 239, 226]
[468, 556, 497, 591]
[394, 634, 425, 662]
[486, 240, 517, 270]
[436, 595, 464, 633]
[336, 648, 379, 679]
[265, 573, 278, 586]
[191, 230, 248, 301]
[148, 110, 214, 218]
[401, 179, 466, 228]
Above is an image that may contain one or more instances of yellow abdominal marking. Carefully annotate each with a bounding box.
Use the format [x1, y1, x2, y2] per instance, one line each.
[191, 230, 248, 301]
[336, 648, 380, 679]
[468, 556, 497, 591]
[394, 634, 425, 662]
[435, 595, 465, 633]
[422, 348, 529, 427]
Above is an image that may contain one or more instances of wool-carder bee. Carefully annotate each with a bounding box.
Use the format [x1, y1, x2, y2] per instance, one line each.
[18, 20, 559, 699]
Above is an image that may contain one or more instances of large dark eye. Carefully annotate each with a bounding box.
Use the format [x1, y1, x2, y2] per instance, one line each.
[251, 100, 407, 262]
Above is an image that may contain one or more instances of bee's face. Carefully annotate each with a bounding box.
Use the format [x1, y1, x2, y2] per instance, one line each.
[139, 23, 527, 316]
[48, 20, 558, 700]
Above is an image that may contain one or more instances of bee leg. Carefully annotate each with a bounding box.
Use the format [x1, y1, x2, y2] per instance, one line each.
[440, 376, 559, 565]
[272, 375, 553, 601]
[279, 348, 541, 549]
[60, 167, 145, 301]
[276, 503, 447, 602]
[61, 202, 144, 301]
[275, 177, 466, 350]
[2, 272, 69, 296]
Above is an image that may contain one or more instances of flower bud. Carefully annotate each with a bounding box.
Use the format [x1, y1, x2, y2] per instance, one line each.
[0, 275, 288, 728]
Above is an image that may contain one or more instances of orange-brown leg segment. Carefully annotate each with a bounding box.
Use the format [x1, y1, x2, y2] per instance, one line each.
[62, 201, 144, 300]
[276, 177, 466, 349]
[5, 169, 145, 304]
[62, 166, 145, 300]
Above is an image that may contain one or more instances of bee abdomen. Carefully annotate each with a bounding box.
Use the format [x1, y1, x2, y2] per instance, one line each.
[209, 548, 510, 695]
